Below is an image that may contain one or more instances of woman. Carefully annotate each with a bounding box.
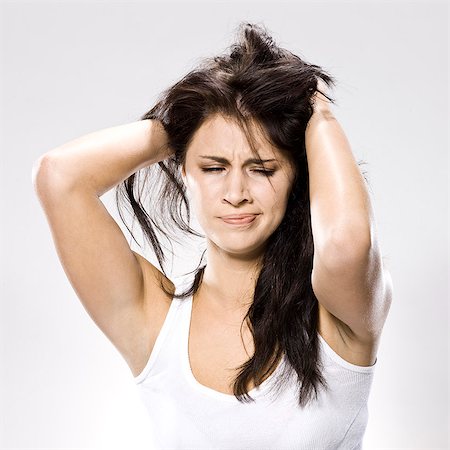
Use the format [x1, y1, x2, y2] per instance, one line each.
[32, 22, 393, 449]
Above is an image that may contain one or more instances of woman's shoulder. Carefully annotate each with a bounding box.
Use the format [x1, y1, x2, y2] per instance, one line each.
[318, 302, 378, 372]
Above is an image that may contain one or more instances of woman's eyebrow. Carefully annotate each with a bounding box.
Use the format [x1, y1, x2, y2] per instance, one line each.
[199, 155, 277, 166]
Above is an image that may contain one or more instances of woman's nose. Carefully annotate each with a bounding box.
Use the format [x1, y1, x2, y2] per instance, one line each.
[222, 169, 251, 205]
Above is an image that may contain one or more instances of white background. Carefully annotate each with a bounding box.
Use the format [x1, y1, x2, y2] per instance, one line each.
[0, 1, 448, 449]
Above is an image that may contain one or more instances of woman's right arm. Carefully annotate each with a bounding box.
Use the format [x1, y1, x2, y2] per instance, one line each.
[31, 119, 174, 377]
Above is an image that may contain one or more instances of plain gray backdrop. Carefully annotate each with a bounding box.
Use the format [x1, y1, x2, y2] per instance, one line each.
[1, 1, 448, 449]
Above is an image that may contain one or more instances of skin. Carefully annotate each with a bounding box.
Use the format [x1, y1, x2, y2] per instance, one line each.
[181, 113, 296, 320]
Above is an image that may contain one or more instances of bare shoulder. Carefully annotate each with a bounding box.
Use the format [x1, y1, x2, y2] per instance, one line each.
[132, 251, 175, 303]
[126, 251, 176, 377]
[318, 302, 380, 367]
[317, 267, 393, 368]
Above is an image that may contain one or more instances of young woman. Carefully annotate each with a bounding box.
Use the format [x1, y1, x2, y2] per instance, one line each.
[32, 22, 393, 449]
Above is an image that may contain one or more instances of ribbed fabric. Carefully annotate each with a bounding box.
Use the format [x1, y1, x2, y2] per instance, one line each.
[134, 274, 376, 450]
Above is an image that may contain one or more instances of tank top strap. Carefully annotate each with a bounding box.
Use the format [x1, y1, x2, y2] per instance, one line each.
[134, 273, 193, 384]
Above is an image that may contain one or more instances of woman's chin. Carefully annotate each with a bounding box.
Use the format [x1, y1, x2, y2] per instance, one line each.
[210, 238, 266, 258]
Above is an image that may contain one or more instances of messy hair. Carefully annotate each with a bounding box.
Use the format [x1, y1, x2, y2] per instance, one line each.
[116, 22, 340, 407]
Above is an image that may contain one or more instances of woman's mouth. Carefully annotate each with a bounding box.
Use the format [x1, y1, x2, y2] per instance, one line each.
[220, 215, 258, 226]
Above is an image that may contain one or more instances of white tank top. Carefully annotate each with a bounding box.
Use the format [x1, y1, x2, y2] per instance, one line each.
[134, 274, 377, 449]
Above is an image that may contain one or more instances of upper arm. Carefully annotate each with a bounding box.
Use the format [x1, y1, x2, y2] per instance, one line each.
[32, 156, 168, 369]
[311, 235, 393, 343]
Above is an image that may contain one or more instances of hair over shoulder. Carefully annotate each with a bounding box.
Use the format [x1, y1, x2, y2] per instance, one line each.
[116, 22, 340, 407]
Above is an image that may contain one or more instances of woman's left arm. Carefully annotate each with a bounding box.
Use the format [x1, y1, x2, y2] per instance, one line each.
[306, 80, 393, 342]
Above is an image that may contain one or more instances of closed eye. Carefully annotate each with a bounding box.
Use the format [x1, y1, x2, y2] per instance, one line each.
[201, 168, 275, 176]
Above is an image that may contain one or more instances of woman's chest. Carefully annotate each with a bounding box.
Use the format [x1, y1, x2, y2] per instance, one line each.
[188, 307, 259, 394]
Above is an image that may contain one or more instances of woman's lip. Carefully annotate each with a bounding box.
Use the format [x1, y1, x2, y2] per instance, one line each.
[221, 215, 258, 225]
[221, 214, 258, 219]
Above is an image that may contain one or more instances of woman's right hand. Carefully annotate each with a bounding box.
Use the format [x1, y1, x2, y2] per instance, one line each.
[151, 119, 174, 163]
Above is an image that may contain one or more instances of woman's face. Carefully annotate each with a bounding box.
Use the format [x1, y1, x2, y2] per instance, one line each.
[181, 113, 296, 257]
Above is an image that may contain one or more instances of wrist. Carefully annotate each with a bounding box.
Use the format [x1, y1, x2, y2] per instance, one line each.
[149, 120, 172, 163]
[306, 109, 336, 135]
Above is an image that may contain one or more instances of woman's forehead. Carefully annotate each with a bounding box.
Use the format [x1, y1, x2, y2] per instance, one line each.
[187, 114, 287, 162]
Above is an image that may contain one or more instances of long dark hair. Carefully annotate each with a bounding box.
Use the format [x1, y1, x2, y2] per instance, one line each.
[116, 22, 342, 407]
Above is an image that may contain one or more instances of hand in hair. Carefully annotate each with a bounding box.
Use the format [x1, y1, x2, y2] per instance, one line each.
[311, 78, 334, 117]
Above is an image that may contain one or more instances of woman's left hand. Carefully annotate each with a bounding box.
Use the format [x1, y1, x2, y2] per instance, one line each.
[311, 78, 333, 117]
